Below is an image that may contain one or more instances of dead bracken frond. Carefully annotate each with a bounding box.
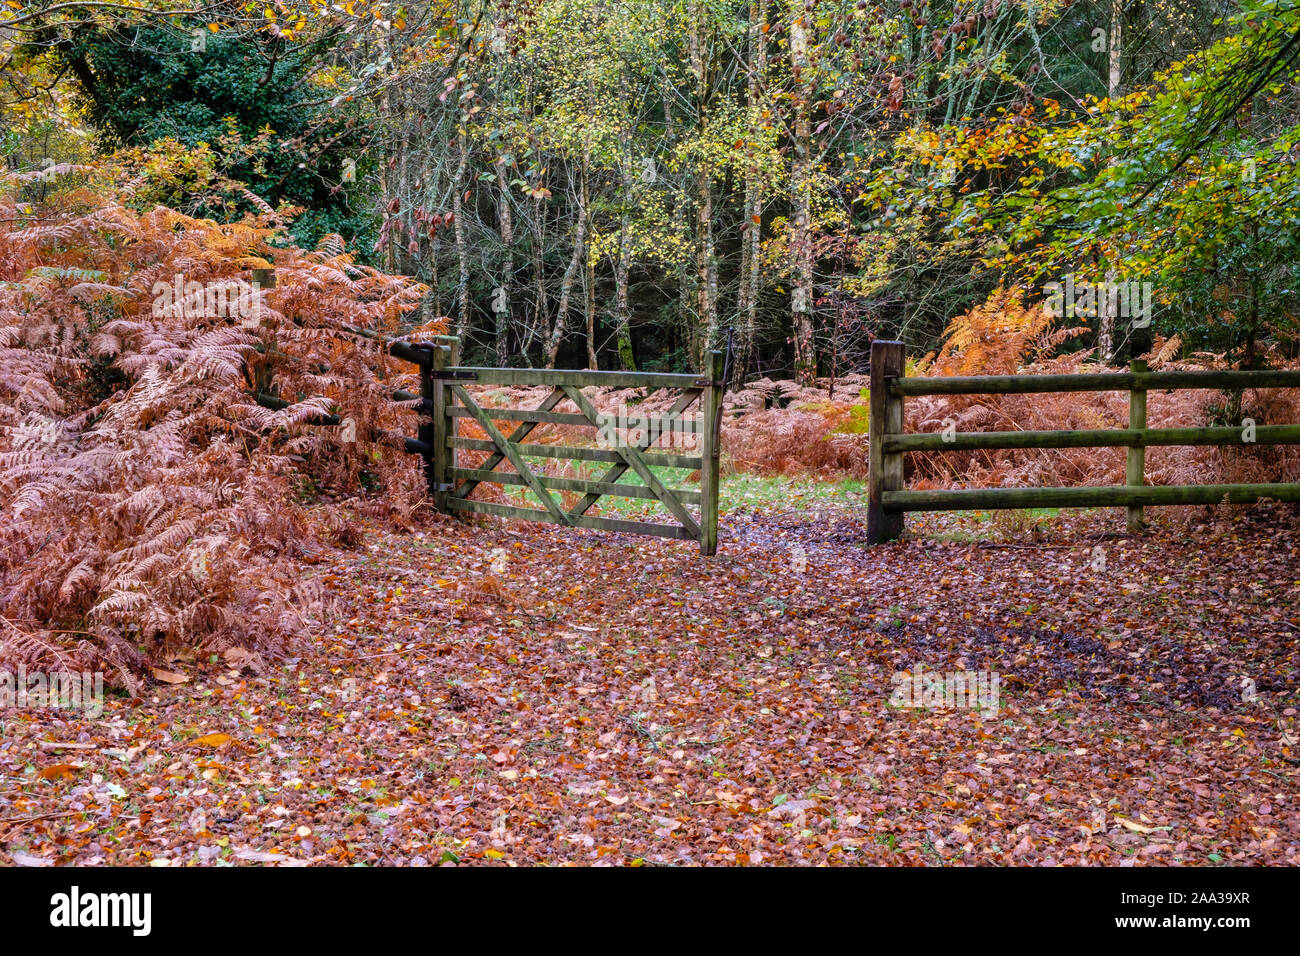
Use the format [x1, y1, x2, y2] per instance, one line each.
[0, 169, 437, 683]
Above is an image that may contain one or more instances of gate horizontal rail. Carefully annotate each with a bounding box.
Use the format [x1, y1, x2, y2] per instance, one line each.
[445, 407, 596, 427]
[431, 367, 708, 389]
[867, 340, 1300, 543]
[450, 436, 701, 470]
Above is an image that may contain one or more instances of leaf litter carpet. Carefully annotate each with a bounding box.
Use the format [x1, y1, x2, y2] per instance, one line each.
[3, 502, 1298, 865]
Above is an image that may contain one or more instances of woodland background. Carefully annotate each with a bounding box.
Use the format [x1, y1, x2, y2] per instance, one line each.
[7, 0, 1300, 376]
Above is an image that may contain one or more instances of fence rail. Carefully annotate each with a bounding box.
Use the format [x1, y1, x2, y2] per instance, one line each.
[867, 340, 1300, 543]
[892, 369, 1300, 396]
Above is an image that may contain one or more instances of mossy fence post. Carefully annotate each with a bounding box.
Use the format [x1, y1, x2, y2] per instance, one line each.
[868, 340, 905, 544]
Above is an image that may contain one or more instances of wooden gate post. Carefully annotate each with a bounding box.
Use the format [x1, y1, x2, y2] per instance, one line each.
[249, 268, 277, 394]
[699, 350, 724, 555]
[432, 343, 453, 512]
[1127, 358, 1148, 532]
[868, 340, 906, 544]
[435, 335, 460, 506]
[416, 344, 445, 508]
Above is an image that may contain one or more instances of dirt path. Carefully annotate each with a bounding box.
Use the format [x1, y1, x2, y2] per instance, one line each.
[3, 502, 1298, 865]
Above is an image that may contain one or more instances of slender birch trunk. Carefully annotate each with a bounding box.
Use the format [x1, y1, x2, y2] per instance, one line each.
[546, 149, 589, 368]
[495, 155, 513, 364]
[453, 133, 471, 338]
[1101, 0, 1122, 363]
[790, 9, 816, 384]
[585, 254, 598, 370]
[737, 0, 768, 383]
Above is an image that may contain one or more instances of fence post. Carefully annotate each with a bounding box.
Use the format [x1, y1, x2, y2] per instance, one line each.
[418, 344, 446, 509]
[433, 343, 450, 511]
[868, 340, 906, 544]
[1127, 358, 1148, 532]
[699, 350, 724, 556]
[249, 268, 277, 394]
[435, 335, 460, 496]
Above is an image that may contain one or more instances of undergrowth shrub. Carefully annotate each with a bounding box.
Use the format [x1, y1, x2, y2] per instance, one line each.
[722, 405, 868, 479]
[0, 162, 431, 686]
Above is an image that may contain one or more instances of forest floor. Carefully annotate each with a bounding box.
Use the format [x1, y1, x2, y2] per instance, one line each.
[4, 482, 1300, 866]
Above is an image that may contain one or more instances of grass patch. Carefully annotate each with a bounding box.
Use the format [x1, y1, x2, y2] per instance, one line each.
[494, 470, 870, 520]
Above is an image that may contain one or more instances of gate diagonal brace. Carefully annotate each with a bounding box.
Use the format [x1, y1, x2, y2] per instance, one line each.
[450, 384, 572, 525]
[568, 388, 701, 517]
[560, 385, 702, 539]
[451, 387, 567, 501]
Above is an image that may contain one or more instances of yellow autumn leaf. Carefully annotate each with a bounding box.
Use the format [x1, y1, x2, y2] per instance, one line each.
[1114, 816, 1156, 834]
[192, 733, 233, 748]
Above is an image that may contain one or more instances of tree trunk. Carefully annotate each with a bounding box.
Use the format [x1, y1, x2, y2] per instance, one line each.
[614, 197, 636, 371]
[495, 155, 513, 365]
[453, 134, 471, 338]
[613, 68, 637, 373]
[378, 27, 394, 275]
[546, 149, 588, 368]
[585, 255, 598, 370]
[433, 228, 443, 319]
[1100, 0, 1123, 364]
[697, 173, 717, 366]
[790, 11, 816, 384]
[689, 2, 717, 369]
[736, 0, 768, 384]
[528, 192, 545, 367]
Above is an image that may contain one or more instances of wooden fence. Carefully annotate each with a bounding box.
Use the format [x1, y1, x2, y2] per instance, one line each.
[867, 340, 1300, 544]
[393, 336, 724, 555]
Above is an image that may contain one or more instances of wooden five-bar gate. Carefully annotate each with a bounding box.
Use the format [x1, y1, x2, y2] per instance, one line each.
[867, 339, 1300, 543]
[391, 336, 724, 555]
